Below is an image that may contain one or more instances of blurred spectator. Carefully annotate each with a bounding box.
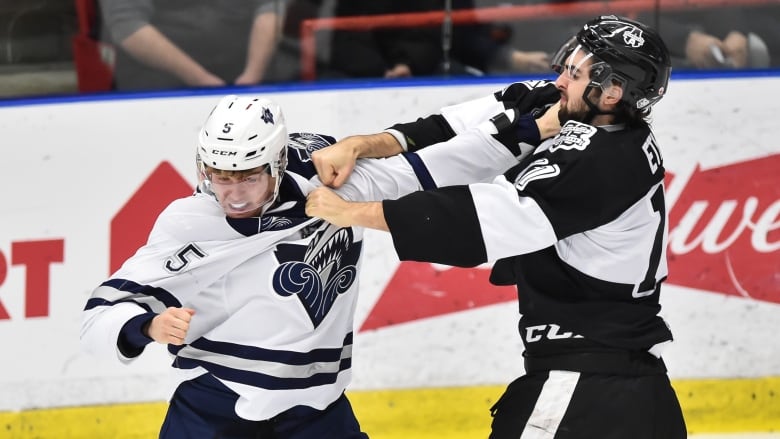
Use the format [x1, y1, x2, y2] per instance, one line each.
[268, 0, 779, 82]
[451, 26, 550, 75]
[325, 0, 443, 79]
[479, 0, 585, 69]
[99, 0, 283, 91]
[449, 0, 550, 75]
[494, 1, 778, 71]
[649, 5, 778, 69]
[324, 0, 550, 79]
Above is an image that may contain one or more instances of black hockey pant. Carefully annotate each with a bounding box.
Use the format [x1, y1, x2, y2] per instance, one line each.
[489, 352, 687, 439]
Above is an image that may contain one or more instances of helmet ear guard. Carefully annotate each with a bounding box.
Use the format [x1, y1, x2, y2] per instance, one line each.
[588, 61, 625, 102]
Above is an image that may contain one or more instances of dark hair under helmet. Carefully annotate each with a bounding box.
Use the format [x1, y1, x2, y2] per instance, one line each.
[552, 15, 672, 110]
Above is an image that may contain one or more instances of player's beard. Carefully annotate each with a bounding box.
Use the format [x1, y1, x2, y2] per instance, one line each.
[558, 98, 590, 124]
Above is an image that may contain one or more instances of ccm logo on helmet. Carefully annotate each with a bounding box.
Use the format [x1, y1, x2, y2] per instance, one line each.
[211, 150, 237, 156]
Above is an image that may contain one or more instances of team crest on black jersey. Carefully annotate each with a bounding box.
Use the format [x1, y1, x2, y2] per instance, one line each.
[550, 121, 597, 152]
[272, 224, 361, 327]
[287, 133, 337, 163]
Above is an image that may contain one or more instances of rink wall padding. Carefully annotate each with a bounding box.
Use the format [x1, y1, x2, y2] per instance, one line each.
[1, 378, 779, 438]
[0, 72, 779, 436]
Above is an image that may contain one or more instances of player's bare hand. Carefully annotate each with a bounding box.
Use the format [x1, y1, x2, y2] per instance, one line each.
[306, 187, 353, 226]
[234, 71, 261, 86]
[722, 31, 748, 68]
[685, 31, 726, 68]
[536, 101, 562, 139]
[185, 69, 226, 87]
[311, 138, 360, 188]
[385, 63, 412, 78]
[147, 307, 195, 345]
[510, 50, 550, 73]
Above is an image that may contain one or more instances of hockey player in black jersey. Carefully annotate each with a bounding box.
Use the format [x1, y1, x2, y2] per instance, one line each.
[306, 15, 687, 439]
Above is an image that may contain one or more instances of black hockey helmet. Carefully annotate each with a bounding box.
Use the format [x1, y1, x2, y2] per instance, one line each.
[551, 15, 672, 110]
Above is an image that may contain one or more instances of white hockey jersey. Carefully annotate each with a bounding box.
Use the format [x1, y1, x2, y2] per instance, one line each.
[81, 130, 519, 420]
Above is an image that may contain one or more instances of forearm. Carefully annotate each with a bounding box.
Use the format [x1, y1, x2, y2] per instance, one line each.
[351, 132, 405, 158]
[100, 0, 153, 43]
[346, 201, 389, 231]
[241, 12, 279, 83]
[120, 25, 212, 84]
[321, 198, 389, 231]
[311, 133, 402, 188]
[306, 187, 389, 230]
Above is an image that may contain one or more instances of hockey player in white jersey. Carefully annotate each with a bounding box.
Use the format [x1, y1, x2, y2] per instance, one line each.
[81, 93, 527, 438]
[307, 15, 687, 439]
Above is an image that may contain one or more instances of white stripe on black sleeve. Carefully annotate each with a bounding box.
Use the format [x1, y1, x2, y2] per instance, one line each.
[470, 177, 557, 262]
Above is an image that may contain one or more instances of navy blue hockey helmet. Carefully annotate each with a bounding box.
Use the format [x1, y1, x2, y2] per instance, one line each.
[552, 15, 672, 110]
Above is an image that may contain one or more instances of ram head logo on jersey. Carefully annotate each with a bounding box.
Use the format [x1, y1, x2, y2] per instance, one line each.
[272, 224, 362, 327]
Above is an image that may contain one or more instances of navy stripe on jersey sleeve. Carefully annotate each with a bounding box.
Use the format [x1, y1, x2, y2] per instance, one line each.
[85, 278, 183, 310]
[383, 186, 487, 267]
[400, 152, 436, 190]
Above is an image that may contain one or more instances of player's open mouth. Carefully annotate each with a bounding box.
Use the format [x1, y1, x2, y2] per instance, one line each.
[229, 202, 249, 210]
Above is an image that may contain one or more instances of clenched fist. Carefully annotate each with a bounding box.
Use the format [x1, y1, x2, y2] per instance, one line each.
[306, 187, 353, 226]
[306, 187, 389, 231]
[147, 307, 195, 345]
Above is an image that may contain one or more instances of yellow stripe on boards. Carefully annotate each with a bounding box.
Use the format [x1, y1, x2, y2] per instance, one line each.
[0, 402, 167, 439]
[349, 386, 501, 439]
[1, 377, 778, 439]
[676, 377, 780, 434]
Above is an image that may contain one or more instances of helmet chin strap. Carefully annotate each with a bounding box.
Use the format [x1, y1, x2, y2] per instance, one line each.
[258, 182, 281, 216]
[261, 161, 286, 215]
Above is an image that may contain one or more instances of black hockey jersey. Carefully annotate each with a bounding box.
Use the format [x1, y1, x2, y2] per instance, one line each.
[383, 80, 673, 356]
